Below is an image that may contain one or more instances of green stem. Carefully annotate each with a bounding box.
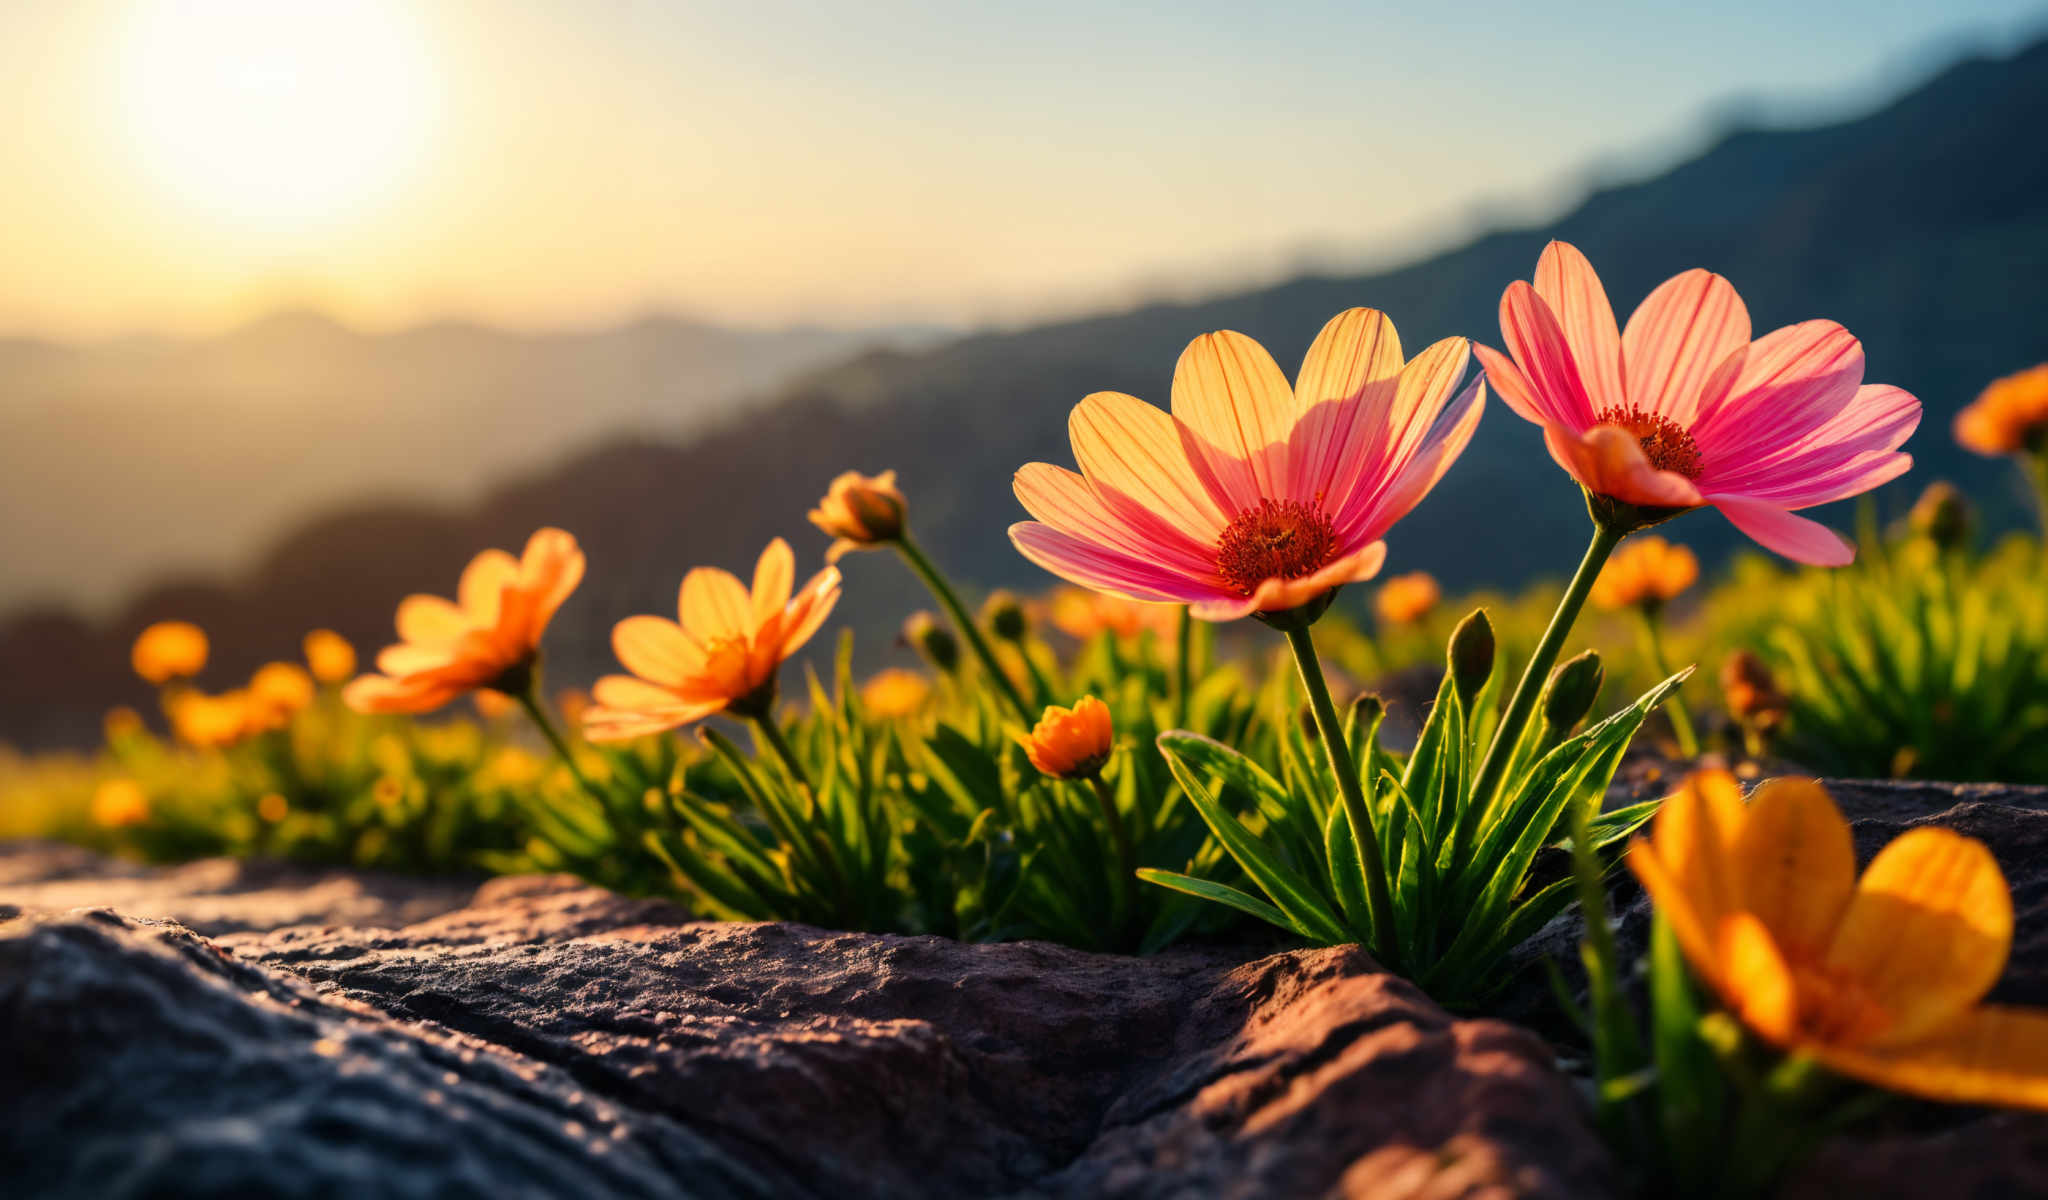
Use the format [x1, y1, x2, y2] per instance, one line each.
[1636, 608, 1701, 757]
[1088, 772, 1139, 939]
[1471, 522, 1624, 810]
[1284, 624, 1399, 966]
[893, 534, 1036, 723]
[749, 713, 856, 915]
[1173, 605, 1193, 730]
[515, 687, 605, 804]
[750, 712, 814, 794]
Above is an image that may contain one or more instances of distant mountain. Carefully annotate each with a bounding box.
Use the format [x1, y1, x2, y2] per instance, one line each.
[6, 37, 2047, 749]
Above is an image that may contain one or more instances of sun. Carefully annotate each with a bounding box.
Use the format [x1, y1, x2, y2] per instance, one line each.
[112, 0, 439, 240]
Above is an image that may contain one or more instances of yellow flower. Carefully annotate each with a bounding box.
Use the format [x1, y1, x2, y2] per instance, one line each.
[809, 470, 907, 562]
[1044, 586, 1179, 644]
[860, 668, 931, 718]
[345, 528, 585, 715]
[257, 792, 290, 822]
[302, 629, 358, 685]
[1632, 770, 2048, 1109]
[1590, 535, 1699, 611]
[582, 539, 841, 740]
[167, 689, 254, 749]
[1956, 364, 2048, 456]
[248, 661, 315, 725]
[1373, 571, 1441, 627]
[132, 620, 208, 684]
[91, 779, 150, 829]
[1018, 696, 1114, 780]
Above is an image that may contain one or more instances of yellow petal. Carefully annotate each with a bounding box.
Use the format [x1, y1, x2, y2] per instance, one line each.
[678, 566, 752, 641]
[1718, 911, 1800, 1046]
[1731, 778, 1855, 959]
[1649, 769, 1747, 939]
[1629, 839, 1721, 988]
[1170, 330, 1298, 508]
[612, 616, 704, 687]
[396, 594, 470, 645]
[777, 568, 841, 660]
[1290, 309, 1404, 501]
[751, 538, 795, 626]
[1809, 1005, 2048, 1112]
[458, 548, 520, 625]
[1823, 826, 2014, 1046]
[1068, 391, 1230, 543]
[518, 528, 586, 636]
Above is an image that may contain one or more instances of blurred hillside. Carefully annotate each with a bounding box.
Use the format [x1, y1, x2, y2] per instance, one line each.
[5, 35, 2046, 748]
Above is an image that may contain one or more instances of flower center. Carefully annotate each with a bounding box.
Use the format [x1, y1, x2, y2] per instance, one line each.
[1214, 498, 1338, 597]
[1787, 959, 1892, 1046]
[1598, 405, 1703, 479]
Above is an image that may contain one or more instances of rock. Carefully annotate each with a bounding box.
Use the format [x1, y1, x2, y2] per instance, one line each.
[1, 870, 1613, 1198]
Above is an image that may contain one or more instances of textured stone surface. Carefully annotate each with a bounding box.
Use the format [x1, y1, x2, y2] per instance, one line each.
[0, 845, 1612, 1199]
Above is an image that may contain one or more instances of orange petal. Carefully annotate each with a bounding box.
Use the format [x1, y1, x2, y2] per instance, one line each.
[519, 528, 585, 636]
[752, 538, 795, 626]
[1289, 308, 1404, 501]
[613, 615, 704, 687]
[1630, 839, 1723, 989]
[458, 548, 520, 625]
[1069, 391, 1231, 543]
[1649, 769, 1747, 938]
[1170, 330, 1299, 509]
[1808, 1005, 2048, 1112]
[1730, 778, 1855, 960]
[1718, 911, 1800, 1046]
[396, 594, 470, 645]
[777, 567, 842, 660]
[342, 673, 460, 715]
[1823, 827, 2014, 1046]
[678, 566, 752, 641]
[1543, 424, 1705, 509]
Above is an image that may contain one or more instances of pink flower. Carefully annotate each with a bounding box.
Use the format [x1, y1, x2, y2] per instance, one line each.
[1475, 241, 1919, 565]
[1009, 309, 1484, 622]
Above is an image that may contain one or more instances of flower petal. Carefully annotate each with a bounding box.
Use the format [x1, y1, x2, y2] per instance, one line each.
[613, 615, 704, 687]
[1708, 495, 1854, 567]
[1500, 282, 1596, 430]
[342, 673, 463, 715]
[1730, 778, 1856, 959]
[1692, 321, 1865, 470]
[1699, 383, 1920, 508]
[1014, 462, 1217, 578]
[396, 594, 470, 645]
[1533, 241, 1625, 413]
[678, 567, 752, 641]
[1718, 911, 1800, 1046]
[1636, 769, 1747, 970]
[458, 548, 520, 626]
[1823, 826, 2014, 1046]
[1807, 1006, 2048, 1112]
[751, 538, 795, 626]
[1069, 391, 1232, 543]
[1337, 369, 1484, 546]
[1619, 268, 1751, 425]
[777, 567, 842, 659]
[1010, 522, 1223, 606]
[1171, 330, 1300, 509]
[1543, 424, 1704, 509]
[1473, 344, 1550, 427]
[1289, 308, 1405, 501]
[518, 528, 585, 639]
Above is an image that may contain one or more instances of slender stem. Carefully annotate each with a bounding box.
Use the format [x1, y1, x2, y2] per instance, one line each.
[893, 533, 1036, 723]
[1284, 623, 1399, 965]
[1087, 772, 1139, 938]
[1173, 605, 1193, 730]
[1015, 640, 1059, 709]
[749, 713, 813, 794]
[749, 713, 856, 915]
[516, 688, 605, 803]
[1636, 607, 1701, 757]
[1471, 522, 1624, 810]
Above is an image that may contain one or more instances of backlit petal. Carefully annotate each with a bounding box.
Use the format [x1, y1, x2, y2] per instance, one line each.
[1069, 391, 1231, 543]
[1533, 241, 1625, 413]
[1619, 268, 1751, 425]
[613, 615, 704, 687]
[1500, 282, 1596, 429]
[1014, 462, 1217, 578]
[678, 566, 752, 641]
[1648, 768, 1747, 941]
[1544, 424, 1704, 509]
[396, 594, 470, 645]
[458, 548, 520, 626]
[1718, 912, 1800, 1046]
[1809, 1006, 2048, 1112]
[751, 538, 795, 626]
[1691, 321, 1864, 468]
[1289, 308, 1404, 501]
[1011, 522, 1223, 606]
[777, 568, 842, 659]
[1824, 827, 2014, 1046]
[1630, 840, 1721, 986]
[518, 528, 585, 636]
[1171, 330, 1300, 508]
[1708, 495, 1854, 566]
[1730, 778, 1856, 959]
[1473, 344, 1550, 427]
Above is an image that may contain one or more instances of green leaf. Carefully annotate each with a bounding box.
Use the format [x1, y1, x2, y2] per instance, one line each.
[1137, 868, 1291, 933]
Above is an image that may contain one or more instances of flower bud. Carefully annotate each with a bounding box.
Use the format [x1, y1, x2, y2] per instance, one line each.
[302, 628, 358, 685]
[1017, 696, 1114, 780]
[1541, 650, 1605, 733]
[982, 589, 1029, 642]
[132, 620, 208, 685]
[902, 611, 960, 674]
[809, 470, 907, 561]
[1446, 609, 1495, 709]
[1348, 692, 1386, 729]
[1908, 481, 1972, 551]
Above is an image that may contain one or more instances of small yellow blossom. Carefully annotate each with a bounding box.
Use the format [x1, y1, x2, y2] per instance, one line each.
[1373, 572, 1442, 627]
[809, 470, 907, 562]
[1018, 696, 1114, 780]
[861, 668, 931, 718]
[302, 629, 358, 685]
[91, 779, 150, 829]
[132, 621, 208, 684]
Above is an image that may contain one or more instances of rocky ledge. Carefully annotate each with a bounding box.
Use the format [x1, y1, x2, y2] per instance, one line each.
[2, 778, 2047, 1198]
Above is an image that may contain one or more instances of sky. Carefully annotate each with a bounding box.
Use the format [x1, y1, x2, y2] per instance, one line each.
[0, 0, 2043, 341]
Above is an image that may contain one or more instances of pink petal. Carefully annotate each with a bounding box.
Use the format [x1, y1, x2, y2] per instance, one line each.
[1544, 424, 1705, 509]
[1710, 494, 1854, 566]
[1009, 522, 1222, 606]
[1171, 330, 1300, 510]
[1500, 282, 1597, 429]
[1308, 336, 1469, 528]
[1337, 373, 1485, 546]
[1702, 384, 1921, 507]
[1533, 241, 1625, 413]
[1693, 324, 1872, 483]
[1620, 268, 1751, 425]
[1473, 344, 1551, 427]
[1068, 391, 1232, 544]
[1014, 462, 1217, 579]
[1288, 308, 1405, 503]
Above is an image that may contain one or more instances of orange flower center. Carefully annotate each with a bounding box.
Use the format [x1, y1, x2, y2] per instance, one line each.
[1215, 498, 1337, 597]
[1598, 405, 1704, 479]
[1787, 959, 1893, 1046]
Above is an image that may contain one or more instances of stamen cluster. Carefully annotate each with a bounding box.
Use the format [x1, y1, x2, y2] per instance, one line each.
[1599, 405, 1704, 479]
[1214, 498, 1338, 597]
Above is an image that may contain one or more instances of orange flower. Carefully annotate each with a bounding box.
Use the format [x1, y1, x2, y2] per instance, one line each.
[860, 668, 931, 718]
[1632, 771, 2048, 1109]
[344, 528, 585, 715]
[1956, 364, 2048, 457]
[302, 629, 358, 685]
[1373, 571, 1441, 627]
[91, 779, 150, 829]
[1018, 696, 1114, 779]
[167, 689, 253, 749]
[582, 538, 840, 740]
[473, 689, 517, 721]
[1590, 536, 1699, 611]
[1044, 586, 1180, 643]
[132, 620, 208, 684]
[248, 661, 315, 726]
[809, 470, 907, 562]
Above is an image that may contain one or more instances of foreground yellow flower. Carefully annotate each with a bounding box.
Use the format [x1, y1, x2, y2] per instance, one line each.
[302, 629, 358, 685]
[1044, 586, 1179, 644]
[345, 528, 585, 715]
[91, 779, 150, 829]
[860, 668, 931, 718]
[809, 469, 907, 562]
[1956, 364, 2048, 456]
[1589, 536, 1698, 611]
[582, 539, 840, 740]
[1373, 571, 1441, 627]
[1018, 696, 1114, 780]
[132, 620, 208, 684]
[1631, 770, 2048, 1109]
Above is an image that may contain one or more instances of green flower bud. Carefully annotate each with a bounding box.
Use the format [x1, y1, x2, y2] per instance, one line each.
[981, 589, 1029, 642]
[1541, 650, 1605, 733]
[902, 611, 960, 674]
[1447, 609, 1495, 709]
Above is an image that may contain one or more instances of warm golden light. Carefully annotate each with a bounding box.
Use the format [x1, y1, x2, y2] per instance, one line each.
[111, 0, 439, 240]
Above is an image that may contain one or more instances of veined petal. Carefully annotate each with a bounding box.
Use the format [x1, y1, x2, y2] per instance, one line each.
[1069, 391, 1231, 543]
[1010, 522, 1222, 606]
[1311, 336, 1469, 535]
[1544, 425, 1705, 509]
[678, 566, 752, 641]
[1718, 912, 1800, 1046]
[396, 594, 470, 645]
[458, 548, 520, 626]
[1289, 308, 1404, 501]
[1338, 373, 1485, 546]
[1698, 383, 1920, 505]
[1473, 344, 1551, 427]
[1014, 462, 1217, 577]
[1501, 282, 1597, 430]
[1170, 330, 1299, 508]
[1824, 826, 2013, 1047]
[1709, 495, 1854, 566]
[1619, 268, 1751, 425]
[777, 568, 842, 659]
[1533, 241, 1625, 413]
[751, 538, 795, 626]
[1731, 778, 1856, 959]
[613, 615, 704, 687]
[1692, 321, 1864, 466]
[1809, 1006, 2048, 1112]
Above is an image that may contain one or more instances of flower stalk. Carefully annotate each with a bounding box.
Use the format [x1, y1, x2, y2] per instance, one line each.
[1634, 607, 1700, 757]
[894, 533, 1035, 723]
